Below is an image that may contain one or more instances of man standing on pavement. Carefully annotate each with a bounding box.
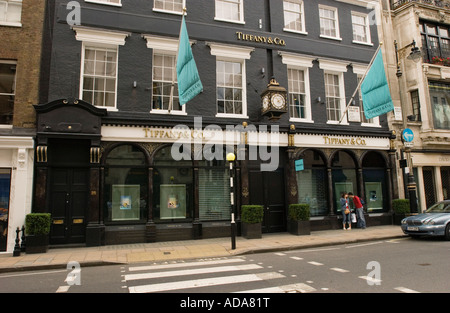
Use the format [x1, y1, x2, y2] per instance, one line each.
[348, 192, 366, 229]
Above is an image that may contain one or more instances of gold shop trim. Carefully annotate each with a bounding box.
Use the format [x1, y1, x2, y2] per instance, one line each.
[53, 219, 64, 225]
[323, 136, 367, 146]
[236, 31, 286, 46]
[73, 219, 84, 224]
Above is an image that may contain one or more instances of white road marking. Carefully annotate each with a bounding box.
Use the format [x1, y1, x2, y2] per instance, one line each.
[56, 286, 70, 293]
[395, 287, 420, 293]
[236, 283, 316, 293]
[330, 267, 349, 273]
[290, 256, 304, 260]
[308, 261, 324, 266]
[128, 272, 285, 293]
[128, 258, 245, 271]
[359, 276, 382, 284]
[124, 264, 262, 281]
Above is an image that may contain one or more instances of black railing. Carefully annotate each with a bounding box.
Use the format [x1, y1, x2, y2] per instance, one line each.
[392, 0, 450, 10]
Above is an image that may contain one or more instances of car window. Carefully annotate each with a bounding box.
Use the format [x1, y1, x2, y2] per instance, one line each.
[444, 205, 450, 213]
[426, 202, 447, 213]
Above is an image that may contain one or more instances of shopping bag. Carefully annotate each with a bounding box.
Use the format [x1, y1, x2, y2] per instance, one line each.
[351, 212, 357, 223]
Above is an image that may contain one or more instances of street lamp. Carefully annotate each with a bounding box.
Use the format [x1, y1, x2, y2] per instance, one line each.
[227, 152, 236, 250]
[394, 39, 421, 214]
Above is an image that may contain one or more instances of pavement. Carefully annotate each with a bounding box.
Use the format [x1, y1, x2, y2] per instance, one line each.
[0, 225, 406, 273]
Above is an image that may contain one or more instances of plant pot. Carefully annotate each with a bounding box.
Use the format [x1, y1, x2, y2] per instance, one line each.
[241, 223, 262, 239]
[26, 234, 49, 254]
[288, 219, 310, 236]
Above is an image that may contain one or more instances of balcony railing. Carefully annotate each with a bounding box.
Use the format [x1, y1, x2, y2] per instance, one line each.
[392, 0, 450, 10]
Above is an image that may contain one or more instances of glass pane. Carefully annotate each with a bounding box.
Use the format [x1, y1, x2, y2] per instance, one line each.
[0, 63, 16, 94]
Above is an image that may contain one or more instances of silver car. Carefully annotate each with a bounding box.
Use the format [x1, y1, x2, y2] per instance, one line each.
[401, 200, 450, 240]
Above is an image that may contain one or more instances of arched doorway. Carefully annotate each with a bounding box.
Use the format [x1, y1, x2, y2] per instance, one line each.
[362, 151, 388, 213]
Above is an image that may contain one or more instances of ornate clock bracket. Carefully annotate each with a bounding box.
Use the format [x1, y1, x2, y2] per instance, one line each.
[260, 77, 288, 120]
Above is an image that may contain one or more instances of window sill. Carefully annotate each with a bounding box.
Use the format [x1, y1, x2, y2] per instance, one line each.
[215, 113, 248, 119]
[319, 34, 342, 41]
[283, 28, 308, 36]
[0, 22, 22, 28]
[150, 109, 187, 116]
[214, 17, 245, 25]
[352, 40, 374, 47]
[153, 8, 184, 15]
[289, 118, 314, 123]
[84, 0, 122, 7]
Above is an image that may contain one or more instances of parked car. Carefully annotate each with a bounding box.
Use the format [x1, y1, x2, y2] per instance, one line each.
[401, 200, 450, 240]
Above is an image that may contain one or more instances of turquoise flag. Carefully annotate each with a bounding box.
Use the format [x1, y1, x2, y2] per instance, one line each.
[176, 16, 203, 105]
[361, 49, 394, 119]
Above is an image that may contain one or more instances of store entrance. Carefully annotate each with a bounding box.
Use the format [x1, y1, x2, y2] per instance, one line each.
[249, 169, 286, 233]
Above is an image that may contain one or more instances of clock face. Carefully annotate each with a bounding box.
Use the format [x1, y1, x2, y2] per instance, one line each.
[262, 95, 270, 110]
[271, 94, 285, 109]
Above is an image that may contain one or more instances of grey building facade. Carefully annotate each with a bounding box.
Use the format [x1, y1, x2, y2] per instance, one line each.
[35, 0, 396, 246]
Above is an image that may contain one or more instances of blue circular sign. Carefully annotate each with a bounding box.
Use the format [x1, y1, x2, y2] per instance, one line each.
[402, 128, 414, 142]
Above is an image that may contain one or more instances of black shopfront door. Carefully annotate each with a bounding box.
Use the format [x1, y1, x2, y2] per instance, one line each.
[49, 167, 88, 244]
[249, 170, 286, 233]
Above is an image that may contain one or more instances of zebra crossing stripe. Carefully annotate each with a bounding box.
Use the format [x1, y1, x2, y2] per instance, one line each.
[128, 258, 245, 272]
[235, 283, 316, 293]
[124, 264, 262, 281]
[128, 272, 285, 293]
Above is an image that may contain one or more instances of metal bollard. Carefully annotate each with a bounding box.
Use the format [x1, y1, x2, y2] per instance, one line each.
[13, 227, 21, 257]
[20, 225, 26, 252]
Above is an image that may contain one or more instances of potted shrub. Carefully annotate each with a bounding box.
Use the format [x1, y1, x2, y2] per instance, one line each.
[288, 204, 310, 236]
[25, 213, 51, 254]
[392, 199, 410, 225]
[241, 205, 263, 239]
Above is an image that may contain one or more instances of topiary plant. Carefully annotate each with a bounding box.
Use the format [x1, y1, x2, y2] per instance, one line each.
[288, 204, 310, 221]
[241, 205, 264, 224]
[25, 213, 51, 236]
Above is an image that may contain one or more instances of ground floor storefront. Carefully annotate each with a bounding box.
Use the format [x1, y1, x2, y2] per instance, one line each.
[411, 152, 450, 212]
[0, 136, 34, 253]
[33, 99, 396, 246]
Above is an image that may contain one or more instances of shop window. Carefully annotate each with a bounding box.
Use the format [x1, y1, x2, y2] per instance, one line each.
[331, 151, 357, 214]
[0, 169, 11, 252]
[104, 145, 148, 223]
[423, 167, 436, 209]
[441, 167, 450, 200]
[153, 146, 193, 222]
[198, 159, 231, 221]
[362, 152, 387, 213]
[296, 149, 328, 216]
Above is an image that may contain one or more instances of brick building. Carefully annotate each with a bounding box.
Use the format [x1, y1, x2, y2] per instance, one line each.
[0, 0, 45, 252]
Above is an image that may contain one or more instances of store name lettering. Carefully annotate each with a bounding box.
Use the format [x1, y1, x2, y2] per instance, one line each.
[143, 128, 210, 140]
[236, 31, 286, 46]
[323, 136, 367, 146]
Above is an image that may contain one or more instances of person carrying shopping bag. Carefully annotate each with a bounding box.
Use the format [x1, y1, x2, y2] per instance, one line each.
[348, 192, 366, 229]
[340, 192, 351, 230]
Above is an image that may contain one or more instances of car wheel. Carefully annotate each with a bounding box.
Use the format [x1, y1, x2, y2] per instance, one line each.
[445, 223, 450, 241]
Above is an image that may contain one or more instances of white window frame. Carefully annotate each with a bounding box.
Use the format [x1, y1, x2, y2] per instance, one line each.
[318, 5, 341, 41]
[74, 27, 130, 111]
[352, 64, 380, 127]
[214, 0, 245, 25]
[0, 60, 16, 127]
[144, 35, 195, 115]
[280, 52, 314, 123]
[351, 11, 373, 46]
[85, 0, 122, 7]
[0, 0, 22, 27]
[207, 43, 253, 119]
[153, 0, 186, 15]
[283, 0, 307, 35]
[319, 59, 347, 124]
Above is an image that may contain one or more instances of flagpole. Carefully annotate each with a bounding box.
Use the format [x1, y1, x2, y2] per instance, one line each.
[338, 43, 383, 124]
[169, 7, 187, 113]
